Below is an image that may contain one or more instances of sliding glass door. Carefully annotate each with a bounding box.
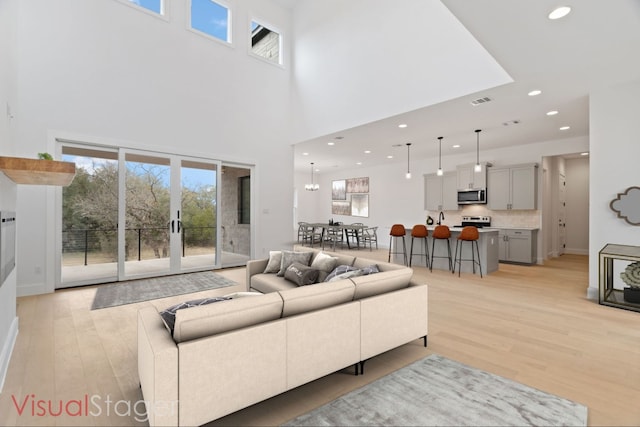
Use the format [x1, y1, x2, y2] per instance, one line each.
[58, 144, 226, 288]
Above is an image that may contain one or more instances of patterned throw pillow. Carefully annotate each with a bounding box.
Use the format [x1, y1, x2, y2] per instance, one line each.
[263, 251, 283, 274]
[284, 262, 320, 286]
[277, 250, 313, 277]
[159, 297, 231, 335]
[324, 264, 358, 282]
[328, 269, 364, 282]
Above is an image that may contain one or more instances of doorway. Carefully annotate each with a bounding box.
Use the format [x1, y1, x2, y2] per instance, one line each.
[57, 143, 249, 288]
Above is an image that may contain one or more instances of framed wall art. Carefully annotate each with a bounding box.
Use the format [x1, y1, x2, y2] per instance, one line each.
[332, 179, 346, 200]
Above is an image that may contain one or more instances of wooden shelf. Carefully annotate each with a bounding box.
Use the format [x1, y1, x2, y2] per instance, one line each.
[0, 156, 76, 186]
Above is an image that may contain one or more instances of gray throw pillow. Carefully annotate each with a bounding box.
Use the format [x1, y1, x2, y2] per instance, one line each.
[277, 250, 313, 276]
[159, 297, 231, 335]
[263, 251, 283, 274]
[284, 262, 320, 286]
[359, 264, 380, 275]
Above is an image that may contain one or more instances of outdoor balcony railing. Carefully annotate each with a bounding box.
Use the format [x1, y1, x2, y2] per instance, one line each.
[62, 226, 216, 266]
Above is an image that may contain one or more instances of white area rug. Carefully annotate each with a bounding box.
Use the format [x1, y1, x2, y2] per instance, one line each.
[284, 354, 587, 426]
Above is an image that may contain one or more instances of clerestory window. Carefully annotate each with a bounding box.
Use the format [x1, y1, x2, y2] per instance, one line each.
[250, 20, 282, 65]
[190, 0, 231, 44]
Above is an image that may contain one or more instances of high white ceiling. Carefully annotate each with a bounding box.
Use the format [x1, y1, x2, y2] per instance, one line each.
[291, 0, 640, 173]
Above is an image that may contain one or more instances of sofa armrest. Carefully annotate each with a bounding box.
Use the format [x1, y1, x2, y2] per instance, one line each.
[246, 258, 269, 290]
[137, 306, 179, 427]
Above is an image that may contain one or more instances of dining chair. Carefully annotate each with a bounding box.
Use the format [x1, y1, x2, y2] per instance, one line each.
[360, 226, 378, 251]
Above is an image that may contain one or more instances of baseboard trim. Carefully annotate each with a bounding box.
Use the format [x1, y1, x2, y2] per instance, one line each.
[0, 316, 19, 393]
[586, 287, 598, 301]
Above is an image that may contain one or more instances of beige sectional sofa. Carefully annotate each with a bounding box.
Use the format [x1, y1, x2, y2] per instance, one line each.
[137, 249, 428, 427]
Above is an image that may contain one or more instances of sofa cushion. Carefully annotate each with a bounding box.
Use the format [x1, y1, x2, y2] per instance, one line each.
[279, 280, 355, 318]
[263, 251, 283, 273]
[250, 273, 297, 293]
[172, 292, 284, 343]
[284, 262, 320, 286]
[351, 268, 413, 300]
[159, 297, 232, 335]
[277, 251, 313, 276]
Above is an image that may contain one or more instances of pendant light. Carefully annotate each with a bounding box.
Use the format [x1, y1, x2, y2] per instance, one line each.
[305, 162, 319, 191]
[437, 136, 443, 176]
[405, 143, 412, 179]
[474, 129, 482, 172]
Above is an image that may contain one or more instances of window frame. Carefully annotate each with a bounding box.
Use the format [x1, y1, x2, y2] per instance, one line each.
[247, 16, 284, 68]
[187, 0, 234, 47]
[114, 0, 169, 22]
[238, 175, 250, 225]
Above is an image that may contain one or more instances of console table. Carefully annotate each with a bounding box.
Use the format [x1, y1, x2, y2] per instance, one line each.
[599, 243, 640, 313]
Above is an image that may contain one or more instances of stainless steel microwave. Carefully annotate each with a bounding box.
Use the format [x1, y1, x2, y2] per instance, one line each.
[457, 189, 487, 205]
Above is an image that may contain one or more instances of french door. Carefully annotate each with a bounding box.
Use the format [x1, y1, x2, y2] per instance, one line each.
[58, 145, 223, 288]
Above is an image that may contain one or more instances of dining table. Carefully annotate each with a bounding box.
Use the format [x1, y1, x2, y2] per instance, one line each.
[307, 223, 369, 249]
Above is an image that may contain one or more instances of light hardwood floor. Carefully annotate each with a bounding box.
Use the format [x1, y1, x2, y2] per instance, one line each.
[0, 249, 639, 426]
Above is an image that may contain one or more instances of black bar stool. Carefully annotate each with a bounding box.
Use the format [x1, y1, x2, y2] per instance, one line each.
[388, 224, 408, 266]
[430, 225, 453, 272]
[453, 226, 483, 277]
[409, 224, 430, 268]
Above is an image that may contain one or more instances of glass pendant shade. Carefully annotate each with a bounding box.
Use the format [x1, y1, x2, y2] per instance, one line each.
[305, 162, 319, 191]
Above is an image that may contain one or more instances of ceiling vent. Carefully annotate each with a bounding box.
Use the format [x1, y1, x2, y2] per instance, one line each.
[470, 96, 492, 106]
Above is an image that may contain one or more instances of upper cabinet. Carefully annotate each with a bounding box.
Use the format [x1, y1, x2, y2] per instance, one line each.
[456, 163, 489, 190]
[487, 163, 538, 210]
[424, 172, 458, 211]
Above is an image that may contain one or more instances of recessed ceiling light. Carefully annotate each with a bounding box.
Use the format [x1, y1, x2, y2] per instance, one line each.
[548, 6, 571, 20]
[560, 126, 571, 131]
[581, 152, 589, 156]
[398, 124, 408, 128]
[302, 152, 309, 156]
[356, 162, 362, 165]
[528, 90, 542, 96]
[547, 110, 559, 116]
[327, 142, 335, 146]
[387, 155, 394, 159]
[364, 150, 371, 154]
[453, 144, 461, 149]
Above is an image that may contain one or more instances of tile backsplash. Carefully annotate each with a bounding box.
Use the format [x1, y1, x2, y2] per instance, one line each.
[428, 205, 541, 229]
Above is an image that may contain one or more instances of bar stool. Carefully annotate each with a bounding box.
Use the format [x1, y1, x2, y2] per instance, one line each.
[430, 225, 453, 272]
[388, 224, 408, 266]
[409, 224, 430, 268]
[453, 226, 483, 277]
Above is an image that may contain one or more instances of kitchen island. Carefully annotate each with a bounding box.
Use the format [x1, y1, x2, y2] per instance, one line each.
[394, 226, 499, 274]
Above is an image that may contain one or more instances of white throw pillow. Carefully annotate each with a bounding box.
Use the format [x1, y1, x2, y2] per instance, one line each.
[310, 251, 339, 282]
[263, 251, 283, 274]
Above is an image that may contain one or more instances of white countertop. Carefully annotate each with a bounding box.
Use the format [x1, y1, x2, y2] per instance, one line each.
[491, 226, 539, 231]
[426, 226, 499, 233]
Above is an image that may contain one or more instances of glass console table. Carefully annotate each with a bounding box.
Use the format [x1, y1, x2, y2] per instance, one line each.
[599, 243, 640, 313]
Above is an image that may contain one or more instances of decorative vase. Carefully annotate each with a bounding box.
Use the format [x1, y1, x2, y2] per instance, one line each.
[620, 261, 640, 303]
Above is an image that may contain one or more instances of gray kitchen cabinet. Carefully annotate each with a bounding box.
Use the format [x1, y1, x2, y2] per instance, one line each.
[498, 228, 537, 264]
[456, 162, 489, 190]
[424, 172, 457, 211]
[487, 163, 537, 210]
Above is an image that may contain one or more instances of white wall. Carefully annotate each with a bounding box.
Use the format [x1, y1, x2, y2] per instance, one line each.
[565, 157, 589, 255]
[296, 136, 589, 253]
[589, 79, 640, 298]
[0, 0, 19, 393]
[11, 0, 295, 295]
[290, 0, 511, 142]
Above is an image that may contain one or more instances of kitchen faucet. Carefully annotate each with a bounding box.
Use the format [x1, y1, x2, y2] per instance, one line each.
[437, 211, 445, 226]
